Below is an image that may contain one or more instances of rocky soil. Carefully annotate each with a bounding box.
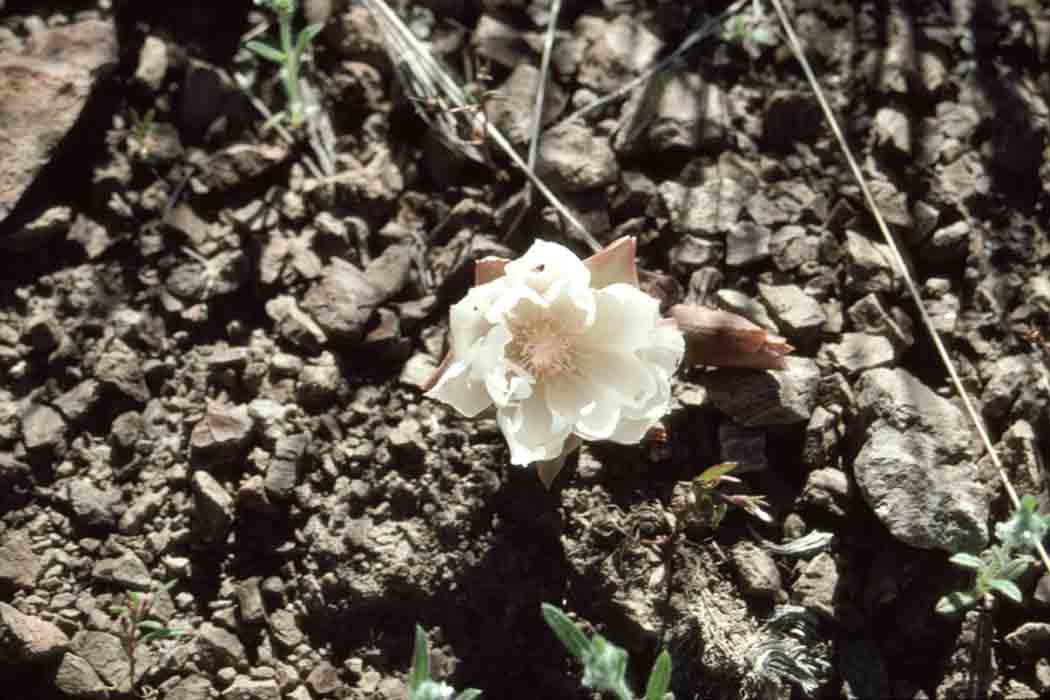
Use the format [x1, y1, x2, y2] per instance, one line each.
[1, 0, 1050, 698]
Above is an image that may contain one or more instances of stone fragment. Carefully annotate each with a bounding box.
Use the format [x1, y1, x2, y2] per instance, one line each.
[615, 70, 728, 155]
[0, 531, 40, 591]
[53, 652, 108, 699]
[486, 63, 566, 148]
[192, 471, 234, 544]
[702, 357, 820, 426]
[714, 289, 779, 333]
[190, 404, 253, 467]
[265, 433, 308, 501]
[803, 406, 841, 470]
[726, 221, 771, 267]
[800, 468, 852, 518]
[71, 630, 134, 690]
[266, 295, 327, 350]
[758, 283, 826, 341]
[791, 552, 841, 621]
[236, 578, 266, 626]
[400, 353, 437, 389]
[1005, 623, 1050, 658]
[195, 622, 246, 671]
[91, 551, 151, 591]
[0, 601, 69, 662]
[0, 19, 117, 224]
[844, 231, 896, 294]
[576, 14, 663, 94]
[920, 220, 970, 263]
[537, 122, 618, 192]
[731, 542, 782, 600]
[769, 226, 818, 272]
[981, 355, 1036, 421]
[669, 235, 723, 273]
[67, 478, 120, 530]
[846, 294, 913, 350]
[307, 660, 343, 696]
[762, 91, 821, 149]
[718, 421, 766, 473]
[21, 403, 66, 454]
[873, 106, 910, 154]
[269, 609, 304, 650]
[297, 361, 341, 410]
[54, 380, 102, 424]
[134, 35, 168, 91]
[660, 178, 748, 236]
[195, 143, 289, 193]
[854, 368, 988, 552]
[223, 678, 281, 700]
[302, 258, 385, 342]
[95, 339, 150, 403]
[118, 488, 167, 535]
[820, 333, 895, 375]
[166, 675, 213, 700]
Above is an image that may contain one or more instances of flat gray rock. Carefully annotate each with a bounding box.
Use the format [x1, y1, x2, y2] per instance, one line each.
[702, 357, 820, 426]
[854, 368, 988, 552]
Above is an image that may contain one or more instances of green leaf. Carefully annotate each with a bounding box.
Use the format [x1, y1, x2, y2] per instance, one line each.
[542, 604, 591, 661]
[948, 553, 984, 570]
[936, 591, 978, 616]
[408, 625, 431, 691]
[136, 620, 166, 632]
[988, 578, 1023, 604]
[454, 690, 483, 700]
[645, 650, 672, 700]
[996, 495, 1050, 552]
[697, 462, 737, 488]
[245, 41, 287, 64]
[295, 23, 324, 60]
[999, 557, 1031, 581]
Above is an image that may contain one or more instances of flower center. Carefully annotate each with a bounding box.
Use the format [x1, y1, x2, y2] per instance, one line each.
[507, 316, 576, 379]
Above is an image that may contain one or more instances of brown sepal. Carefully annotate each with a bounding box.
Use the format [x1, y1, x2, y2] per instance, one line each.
[670, 304, 794, 370]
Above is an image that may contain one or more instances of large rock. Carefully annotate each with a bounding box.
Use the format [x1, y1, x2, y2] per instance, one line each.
[0, 19, 117, 225]
[0, 602, 69, 663]
[702, 357, 820, 426]
[854, 368, 988, 552]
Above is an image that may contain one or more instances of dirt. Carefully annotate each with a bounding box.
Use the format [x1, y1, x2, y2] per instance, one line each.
[1, 0, 1050, 699]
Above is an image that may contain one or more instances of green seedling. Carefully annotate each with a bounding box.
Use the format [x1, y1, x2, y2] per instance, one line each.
[245, 0, 323, 129]
[542, 603, 672, 700]
[127, 107, 156, 159]
[110, 579, 192, 695]
[680, 462, 773, 532]
[937, 495, 1050, 615]
[408, 625, 482, 700]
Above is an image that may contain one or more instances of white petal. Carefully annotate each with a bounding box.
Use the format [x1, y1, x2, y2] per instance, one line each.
[579, 349, 658, 410]
[449, 279, 506, 356]
[484, 282, 548, 325]
[574, 389, 622, 440]
[638, 321, 685, 377]
[471, 324, 532, 407]
[503, 240, 591, 294]
[547, 279, 596, 330]
[606, 415, 656, 444]
[425, 360, 492, 417]
[545, 373, 594, 423]
[497, 386, 572, 465]
[581, 284, 660, 351]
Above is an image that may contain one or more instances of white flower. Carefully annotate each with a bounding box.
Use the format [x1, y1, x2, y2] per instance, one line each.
[425, 237, 684, 467]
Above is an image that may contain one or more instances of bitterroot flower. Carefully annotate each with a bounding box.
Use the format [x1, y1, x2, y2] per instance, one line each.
[424, 237, 684, 469]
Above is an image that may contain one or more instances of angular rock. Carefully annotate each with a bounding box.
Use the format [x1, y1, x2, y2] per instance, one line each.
[615, 70, 728, 155]
[0, 19, 117, 224]
[981, 355, 1036, 421]
[302, 258, 385, 342]
[190, 404, 253, 467]
[800, 468, 852, 518]
[0, 531, 40, 590]
[920, 220, 970, 263]
[191, 471, 234, 544]
[874, 106, 910, 155]
[134, 35, 168, 91]
[758, 283, 826, 341]
[95, 339, 150, 403]
[265, 295, 327, 351]
[669, 235, 723, 273]
[485, 63, 566, 148]
[195, 622, 246, 671]
[91, 551, 151, 591]
[222, 678, 280, 700]
[0, 601, 69, 663]
[714, 289, 779, 332]
[854, 368, 988, 552]
[54, 379, 103, 424]
[236, 577, 266, 626]
[731, 542, 782, 601]
[71, 630, 134, 690]
[660, 178, 747, 235]
[726, 221, 771, 267]
[576, 14, 663, 94]
[67, 478, 120, 530]
[820, 333, 895, 375]
[846, 294, 913, 350]
[265, 433, 308, 501]
[702, 357, 820, 426]
[21, 403, 66, 454]
[844, 231, 896, 294]
[53, 651, 108, 699]
[791, 552, 841, 621]
[718, 421, 766, 473]
[769, 225, 818, 272]
[166, 674, 213, 700]
[537, 122, 618, 192]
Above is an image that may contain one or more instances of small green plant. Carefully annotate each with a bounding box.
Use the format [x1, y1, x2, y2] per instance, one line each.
[675, 462, 773, 532]
[937, 495, 1050, 615]
[110, 579, 192, 695]
[408, 625, 482, 700]
[542, 603, 672, 700]
[127, 107, 156, 159]
[245, 0, 323, 129]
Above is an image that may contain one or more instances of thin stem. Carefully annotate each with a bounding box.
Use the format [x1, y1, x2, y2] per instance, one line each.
[278, 9, 302, 126]
[768, 0, 1050, 575]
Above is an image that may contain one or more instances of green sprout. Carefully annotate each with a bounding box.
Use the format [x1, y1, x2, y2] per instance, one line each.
[408, 625, 482, 700]
[245, 0, 323, 129]
[937, 495, 1050, 615]
[677, 462, 773, 532]
[127, 107, 156, 159]
[110, 579, 192, 694]
[542, 603, 672, 700]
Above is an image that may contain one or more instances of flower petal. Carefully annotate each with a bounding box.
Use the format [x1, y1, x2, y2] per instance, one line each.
[579, 348, 658, 409]
[497, 386, 572, 465]
[574, 389, 622, 441]
[503, 240, 591, 294]
[583, 236, 639, 289]
[425, 360, 492, 417]
[545, 372, 594, 423]
[580, 284, 661, 351]
[475, 256, 510, 286]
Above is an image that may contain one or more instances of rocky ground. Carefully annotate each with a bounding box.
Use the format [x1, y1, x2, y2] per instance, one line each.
[1, 0, 1050, 698]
